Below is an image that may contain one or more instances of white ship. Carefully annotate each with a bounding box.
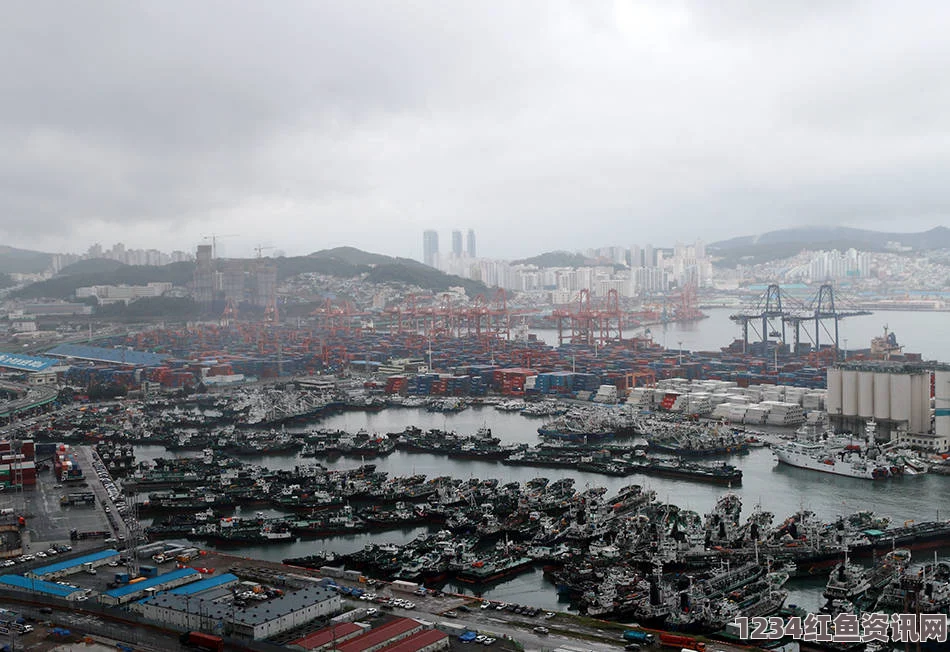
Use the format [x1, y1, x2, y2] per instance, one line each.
[773, 419, 913, 480]
[261, 527, 294, 541]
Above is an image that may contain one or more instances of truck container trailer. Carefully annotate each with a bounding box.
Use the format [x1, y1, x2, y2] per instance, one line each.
[179, 631, 223, 652]
[658, 632, 705, 651]
[623, 630, 655, 644]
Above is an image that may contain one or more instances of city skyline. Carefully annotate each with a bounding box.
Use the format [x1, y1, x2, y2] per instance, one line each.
[9, 222, 950, 266]
[14, 228, 944, 278]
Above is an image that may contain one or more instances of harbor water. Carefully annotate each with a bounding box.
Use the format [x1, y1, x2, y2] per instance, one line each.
[134, 405, 950, 614]
[534, 307, 950, 362]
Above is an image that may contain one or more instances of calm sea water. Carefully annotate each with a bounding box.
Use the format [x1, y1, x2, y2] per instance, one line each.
[135, 411, 950, 612]
[533, 307, 950, 362]
[132, 310, 950, 613]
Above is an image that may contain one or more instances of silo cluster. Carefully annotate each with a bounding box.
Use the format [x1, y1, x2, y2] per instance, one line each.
[827, 362, 934, 435]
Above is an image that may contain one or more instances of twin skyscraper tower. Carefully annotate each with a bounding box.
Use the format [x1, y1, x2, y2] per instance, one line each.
[423, 229, 476, 268]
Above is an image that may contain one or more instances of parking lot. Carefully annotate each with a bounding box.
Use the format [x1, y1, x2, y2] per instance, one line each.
[0, 444, 137, 577]
[73, 445, 139, 544]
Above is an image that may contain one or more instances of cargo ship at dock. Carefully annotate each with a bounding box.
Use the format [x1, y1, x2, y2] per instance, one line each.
[289, 514, 366, 538]
[503, 449, 742, 485]
[391, 426, 514, 461]
[536, 424, 615, 442]
[138, 490, 235, 514]
[635, 459, 743, 486]
[648, 438, 749, 457]
[194, 517, 297, 546]
[859, 520, 950, 555]
[757, 521, 950, 573]
[452, 555, 536, 584]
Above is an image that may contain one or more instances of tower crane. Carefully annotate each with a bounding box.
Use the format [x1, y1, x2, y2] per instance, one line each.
[201, 233, 239, 259]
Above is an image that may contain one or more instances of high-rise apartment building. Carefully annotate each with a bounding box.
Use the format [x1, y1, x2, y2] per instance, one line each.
[221, 260, 246, 304]
[628, 245, 641, 267]
[193, 244, 215, 306]
[452, 230, 463, 258]
[423, 230, 439, 268]
[253, 261, 277, 308]
[467, 229, 476, 258]
[643, 244, 655, 268]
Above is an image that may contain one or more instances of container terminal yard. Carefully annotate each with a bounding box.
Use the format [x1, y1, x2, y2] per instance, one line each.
[0, 288, 946, 652]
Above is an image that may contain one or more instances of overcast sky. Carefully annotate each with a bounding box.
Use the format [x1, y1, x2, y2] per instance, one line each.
[3, 1, 950, 261]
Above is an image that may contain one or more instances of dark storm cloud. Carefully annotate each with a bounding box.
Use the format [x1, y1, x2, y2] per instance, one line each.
[1, 1, 949, 257]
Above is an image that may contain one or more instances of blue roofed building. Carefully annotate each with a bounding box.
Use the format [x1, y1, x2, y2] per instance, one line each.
[27, 549, 119, 580]
[165, 573, 239, 596]
[0, 575, 85, 600]
[100, 568, 200, 606]
[0, 353, 59, 373]
[45, 344, 167, 367]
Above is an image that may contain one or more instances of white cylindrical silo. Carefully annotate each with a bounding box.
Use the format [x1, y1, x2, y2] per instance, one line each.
[873, 372, 890, 420]
[858, 371, 874, 418]
[826, 368, 843, 415]
[891, 373, 911, 423]
[842, 369, 858, 417]
[935, 370, 950, 437]
[919, 372, 933, 433]
[910, 373, 924, 434]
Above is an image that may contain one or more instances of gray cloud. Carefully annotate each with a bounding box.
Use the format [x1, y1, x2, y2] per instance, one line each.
[1, 1, 949, 259]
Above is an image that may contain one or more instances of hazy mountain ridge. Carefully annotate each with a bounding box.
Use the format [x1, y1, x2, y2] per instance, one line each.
[10, 247, 486, 301]
[304, 247, 488, 295]
[56, 258, 129, 276]
[512, 251, 591, 267]
[710, 226, 950, 251]
[11, 262, 197, 300]
[707, 226, 950, 266]
[0, 245, 53, 274]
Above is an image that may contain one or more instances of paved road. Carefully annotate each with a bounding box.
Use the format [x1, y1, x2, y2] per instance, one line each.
[0, 383, 58, 419]
[6, 601, 187, 652]
[0, 398, 71, 436]
[338, 589, 749, 652]
[74, 445, 138, 543]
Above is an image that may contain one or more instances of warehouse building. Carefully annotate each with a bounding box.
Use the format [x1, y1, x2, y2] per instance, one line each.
[0, 353, 60, 379]
[374, 630, 449, 652]
[136, 584, 339, 641]
[290, 622, 365, 651]
[100, 568, 200, 606]
[164, 573, 239, 595]
[45, 344, 167, 367]
[27, 549, 119, 580]
[0, 574, 86, 600]
[335, 618, 426, 652]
